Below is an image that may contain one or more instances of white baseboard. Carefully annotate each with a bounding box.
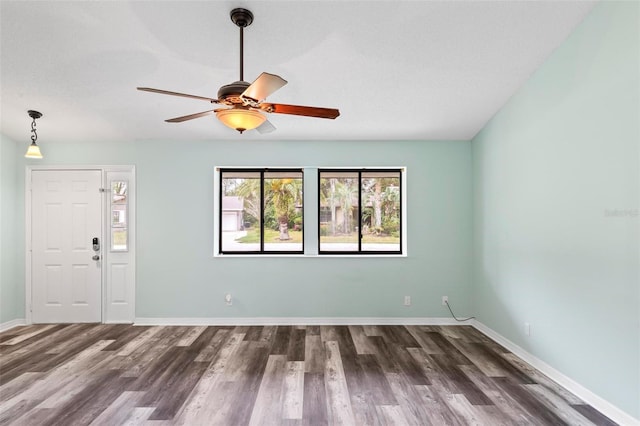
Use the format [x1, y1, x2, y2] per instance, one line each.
[0, 318, 27, 332]
[472, 320, 639, 426]
[134, 317, 463, 326]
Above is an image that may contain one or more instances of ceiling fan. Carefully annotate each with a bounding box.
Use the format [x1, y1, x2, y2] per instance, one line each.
[138, 8, 340, 134]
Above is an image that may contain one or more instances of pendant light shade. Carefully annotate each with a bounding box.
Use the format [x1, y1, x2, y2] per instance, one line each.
[25, 142, 43, 159]
[25, 110, 43, 159]
[216, 107, 266, 134]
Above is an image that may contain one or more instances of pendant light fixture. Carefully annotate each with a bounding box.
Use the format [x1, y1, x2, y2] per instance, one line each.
[24, 110, 43, 159]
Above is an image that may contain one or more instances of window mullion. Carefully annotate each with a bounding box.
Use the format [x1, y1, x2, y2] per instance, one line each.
[219, 172, 223, 255]
[399, 170, 403, 254]
[358, 170, 362, 253]
[260, 170, 265, 253]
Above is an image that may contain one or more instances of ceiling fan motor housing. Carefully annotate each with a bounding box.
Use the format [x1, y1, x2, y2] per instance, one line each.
[217, 80, 251, 104]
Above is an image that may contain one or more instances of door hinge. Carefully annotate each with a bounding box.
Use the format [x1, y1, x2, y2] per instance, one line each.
[99, 188, 108, 193]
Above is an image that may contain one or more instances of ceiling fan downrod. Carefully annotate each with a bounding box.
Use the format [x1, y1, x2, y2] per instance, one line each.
[230, 8, 254, 82]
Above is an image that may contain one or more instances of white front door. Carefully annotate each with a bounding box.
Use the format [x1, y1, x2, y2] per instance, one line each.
[31, 170, 102, 323]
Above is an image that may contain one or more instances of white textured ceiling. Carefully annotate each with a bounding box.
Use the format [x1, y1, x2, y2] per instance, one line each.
[0, 1, 596, 143]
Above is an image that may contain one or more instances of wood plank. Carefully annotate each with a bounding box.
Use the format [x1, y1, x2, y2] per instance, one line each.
[458, 364, 534, 424]
[115, 326, 163, 356]
[357, 354, 397, 405]
[287, 328, 306, 361]
[375, 404, 411, 425]
[173, 332, 245, 424]
[248, 355, 287, 425]
[271, 326, 292, 355]
[87, 390, 146, 426]
[223, 343, 270, 426]
[175, 326, 207, 347]
[282, 361, 305, 420]
[323, 340, 356, 425]
[502, 352, 584, 404]
[348, 325, 377, 355]
[385, 372, 457, 425]
[121, 407, 155, 425]
[526, 383, 604, 425]
[44, 370, 136, 426]
[571, 404, 617, 426]
[406, 326, 445, 355]
[193, 328, 231, 362]
[429, 354, 494, 405]
[0, 339, 115, 417]
[368, 335, 401, 373]
[243, 325, 264, 342]
[302, 372, 327, 426]
[0, 324, 58, 346]
[445, 393, 502, 425]
[304, 334, 325, 374]
[491, 376, 569, 425]
[470, 343, 536, 384]
[145, 352, 209, 420]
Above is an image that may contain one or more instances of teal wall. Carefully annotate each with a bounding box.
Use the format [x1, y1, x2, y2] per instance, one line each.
[0, 134, 24, 323]
[472, 1, 639, 418]
[8, 139, 473, 319]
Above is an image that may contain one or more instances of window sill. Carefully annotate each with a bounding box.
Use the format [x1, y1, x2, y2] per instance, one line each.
[213, 253, 408, 258]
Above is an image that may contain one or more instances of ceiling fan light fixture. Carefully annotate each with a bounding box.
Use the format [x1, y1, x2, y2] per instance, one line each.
[216, 108, 266, 134]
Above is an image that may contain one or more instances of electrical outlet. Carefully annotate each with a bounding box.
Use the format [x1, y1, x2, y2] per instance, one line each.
[404, 296, 411, 306]
[225, 293, 232, 306]
[525, 322, 531, 336]
[442, 296, 448, 306]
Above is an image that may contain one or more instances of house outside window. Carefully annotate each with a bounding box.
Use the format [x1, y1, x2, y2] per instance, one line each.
[219, 168, 304, 254]
[318, 169, 402, 254]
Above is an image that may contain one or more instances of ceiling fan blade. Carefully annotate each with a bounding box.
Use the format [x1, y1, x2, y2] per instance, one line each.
[256, 119, 276, 134]
[165, 110, 217, 123]
[138, 87, 219, 103]
[261, 103, 340, 119]
[241, 72, 287, 102]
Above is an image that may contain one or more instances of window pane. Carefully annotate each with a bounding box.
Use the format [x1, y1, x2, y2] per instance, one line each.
[111, 181, 128, 251]
[221, 171, 261, 252]
[319, 172, 360, 252]
[263, 171, 303, 252]
[112, 229, 128, 249]
[361, 172, 401, 252]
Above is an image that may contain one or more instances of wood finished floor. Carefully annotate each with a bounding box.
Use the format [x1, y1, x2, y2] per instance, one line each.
[0, 324, 617, 426]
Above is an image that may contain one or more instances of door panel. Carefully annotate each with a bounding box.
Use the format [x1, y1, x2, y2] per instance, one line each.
[31, 170, 102, 323]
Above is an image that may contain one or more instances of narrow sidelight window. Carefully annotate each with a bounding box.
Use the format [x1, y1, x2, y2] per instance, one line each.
[318, 169, 402, 254]
[110, 181, 128, 251]
[219, 168, 303, 254]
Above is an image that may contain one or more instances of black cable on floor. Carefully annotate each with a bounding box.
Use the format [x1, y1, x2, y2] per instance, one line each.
[445, 300, 476, 322]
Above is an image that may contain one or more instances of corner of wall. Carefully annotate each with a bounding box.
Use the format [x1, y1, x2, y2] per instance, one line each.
[0, 133, 25, 324]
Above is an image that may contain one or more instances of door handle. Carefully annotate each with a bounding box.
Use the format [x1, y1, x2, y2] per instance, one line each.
[92, 255, 100, 261]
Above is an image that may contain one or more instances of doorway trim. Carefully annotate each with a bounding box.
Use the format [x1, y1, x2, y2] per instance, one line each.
[25, 165, 136, 324]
